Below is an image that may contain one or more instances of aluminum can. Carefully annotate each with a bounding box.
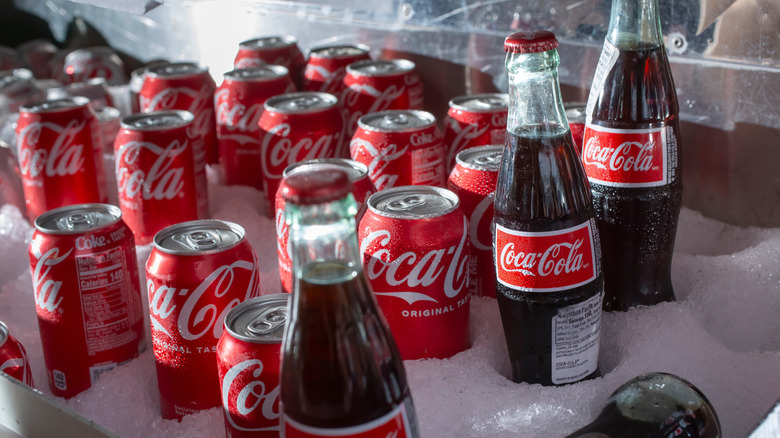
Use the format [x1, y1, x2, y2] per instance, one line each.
[443, 93, 507, 171]
[217, 294, 289, 437]
[17, 39, 58, 79]
[342, 59, 424, 138]
[447, 145, 502, 298]
[61, 46, 127, 85]
[565, 102, 586, 154]
[358, 186, 470, 360]
[96, 106, 121, 153]
[139, 62, 218, 165]
[215, 66, 295, 189]
[29, 203, 145, 398]
[0, 69, 44, 117]
[302, 44, 370, 94]
[275, 158, 376, 294]
[0, 46, 23, 70]
[16, 97, 107, 222]
[114, 111, 208, 245]
[0, 321, 35, 387]
[258, 92, 343, 216]
[129, 61, 169, 114]
[350, 109, 446, 191]
[48, 77, 114, 110]
[234, 36, 305, 88]
[147, 219, 262, 419]
[0, 140, 26, 219]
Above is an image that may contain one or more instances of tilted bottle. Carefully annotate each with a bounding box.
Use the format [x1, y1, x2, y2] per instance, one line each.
[494, 31, 604, 386]
[279, 168, 419, 437]
[582, 0, 682, 311]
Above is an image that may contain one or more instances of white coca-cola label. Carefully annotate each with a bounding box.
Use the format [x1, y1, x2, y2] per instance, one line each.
[343, 83, 405, 136]
[31, 245, 72, 313]
[222, 359, 280, 432]
[115, 140, 188, 201]
[468, 193, 495, 252]
[261, 123, 338, 179]
[142, 85, 213, 140]
[350, 138, 408, 191]
[495, 221, 597, 292]
[446, 119, 489, 166]
[283, 398, 414, 438]
[215, 89, 265, 134]
[18, 119, 87, 180]
[582, 125, 669, 187]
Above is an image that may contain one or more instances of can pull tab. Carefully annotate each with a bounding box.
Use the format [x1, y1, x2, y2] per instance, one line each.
[387, 195, 425, 212]
[380, 113, 409, 130]
[247, 306, 288, 336]
[476, 97, 505, 109]
[289, 96, 320, 110]
[183, 230, 220, 250]
[474, 151, 503, 167]
[57, 212, 96, 231]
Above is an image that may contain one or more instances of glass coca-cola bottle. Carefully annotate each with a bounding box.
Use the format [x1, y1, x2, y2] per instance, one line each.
[582, 0, 682, 311]
[565, 373, 722, 437]
[494, 31, 604, 386]
[279, 168, 419, 437]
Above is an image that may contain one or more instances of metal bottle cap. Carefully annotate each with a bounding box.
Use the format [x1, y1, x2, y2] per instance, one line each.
[34, 203, 122, 234]
[346, 59, 415, 77]
[121, 110, 194, 130]
[455, 145, 503, 172]
[265, 92, 337, 113]
[147, 62, 207, 79]
[309, 44, 370, 59]
[240, 36, 297, 50]
[21, 96, 90, 113]
[284, 158, 368, 182]
[368, 186, 460, 219]
[449, 93, 509, 112]
[224, 294, 290, 343]
[359, 110, 435, 132]
[154, 219, 245, 255]
[224, 65, 289, 81]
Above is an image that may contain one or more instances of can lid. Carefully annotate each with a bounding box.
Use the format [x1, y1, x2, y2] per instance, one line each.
[95, 106, 120, 123]
[154, 220, 245, 255]
[239, 36, 297, 50]
[0, 68, 33, 90]
[564, 102, 587, 122]
[34, 203, 122, 235]
[281, 168, 352, 205]
[309, 44, 370, 59]
[449, 93, 509, 112]
[147, 62, 207, 78]
[224, 294, 290, 343]
[0, 321, 8, 349]
[368, 186, 459, 219]
[358, 110, 435, 132]
[504, 30, 558, 54]
[346, 59, 415, 77]
[121, 110, 194, 130]
[455, 145, 503, 172]
[224, 65, 289, 81]
[264, 92, 337, 114]
[20, 96, 90, 113]
[284, 158, 368, 182]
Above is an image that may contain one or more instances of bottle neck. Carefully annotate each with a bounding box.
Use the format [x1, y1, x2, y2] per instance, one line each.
[505, 48, 568, 136]
[606, 0, 664, 49]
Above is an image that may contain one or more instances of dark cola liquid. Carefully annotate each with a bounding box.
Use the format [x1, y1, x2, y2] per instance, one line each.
[494, 128, 603, 386]
[588, 44, 682, 311]
[281, 260, 415, 430]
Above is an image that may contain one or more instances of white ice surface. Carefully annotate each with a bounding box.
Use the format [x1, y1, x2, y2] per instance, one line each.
[1, 167, 779, 437]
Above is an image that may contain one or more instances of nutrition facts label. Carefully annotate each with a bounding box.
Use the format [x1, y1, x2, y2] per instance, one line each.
[551, 291, 602, 384]
[411, 144, 445, 186]
[76, 247, 137, 356]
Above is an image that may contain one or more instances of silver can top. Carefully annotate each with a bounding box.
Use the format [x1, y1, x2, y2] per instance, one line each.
[95, 106, 121, 124]
[0, 321, 9, 349]
[224, 294, 290, 344]
[265, 92, 337, 114]
[346, 59, 415, 77]
[359, 110, 434, 132]
[309, 44, 370, 59]
[368, 186, 459, 220]
[147, 62, 207, 79]
[565, 102, 587, 123]
[224, 65, 289, 81]
[284, 158, 368, 182]
[154, 219, 245, 255]
[449, 93, 509, 112]
[0, 68, 33, 91]
[240, 36, 297, 50]
[121, 110, 194, 130]
[455, 145, 503, 172]
[35, 203, 122, 235]
[21, 96, 90, 113]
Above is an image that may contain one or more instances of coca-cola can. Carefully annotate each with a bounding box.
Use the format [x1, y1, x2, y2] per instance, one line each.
[350, 109, 446, 191]
[0, 69, 44, 117]
[147, 219, 262, 419]
[215, 65, 295, 189]
[0, 140, 26, 219]
[565, 102, 586, 154]
[17, 39, 58, 79]
[139, 62, 218, 165]
[302, 44, 371, 94]
[48, 77, 114, 110]
[342, 59, 424, 138]
[129, 61, 169, 114]
[217, 294, 289, 437]
[30, 203, 145, 398]
[62, 46, 127, 85]
[0, 320, 34, 387]
[275, 158, 376, 294]
[258, 92, 343, 216]
[234, 36, 305, 88]
[17, 97, 107, 222]
[444, 93, 508, 171]
[114, 111, 208, 245]
[447, 145, 502, 298]
[358, 186, 470, 360]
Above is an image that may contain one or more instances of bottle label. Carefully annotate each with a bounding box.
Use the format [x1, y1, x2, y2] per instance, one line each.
[495, 220, 598, 292]
[282, 400, 414, 437]
[551, 290, 602, 385]
[585, 40, 619, 120]
[582, 125, 670, 187]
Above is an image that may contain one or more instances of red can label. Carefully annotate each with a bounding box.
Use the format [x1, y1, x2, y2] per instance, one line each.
[495, 221, 597, 292]
[221, 358, 280, 435]
[283, 400, 414, 438]
[0, 336, 34, 387]
[581, 125, 669, 187]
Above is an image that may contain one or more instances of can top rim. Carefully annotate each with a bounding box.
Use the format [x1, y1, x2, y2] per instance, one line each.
[146, 62, 208, 79]
[367, 185, 460, 219]
[224, 294, 289, 344]
[20, 96, 91, 113]
[264, 92, 338, 113]
[120, 110, 194, 130]
[454, 144, 504, 171]
[239, 35, 298, 50]
[153, 219, 246, 255]
[308, 43, 371, 59]
[448, 93, 509, 112]
[34, 203, 122, 235]
[357, 110, 436, 133]
[223, 65, 290, 81]
[346, 59, 415, 76]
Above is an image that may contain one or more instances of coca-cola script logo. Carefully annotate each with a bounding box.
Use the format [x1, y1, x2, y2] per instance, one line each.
[141, 86, 214, 140]
[350, 138, 408, 191]
[221, 359, 280, 432]
[360, 216, 469, 305]
[215, 88, 266, 135]
[260, 123, 339, 179]
[582, 125, 667, 187]
[468, 193, 495, 252]
[446, 119, 489, 167]
[31, 245, 73, 313]
[343, 83, 405, 137]
[115, 140, 188, 201]
[18, 119, 87, 180]
[495, 221, 596, 292]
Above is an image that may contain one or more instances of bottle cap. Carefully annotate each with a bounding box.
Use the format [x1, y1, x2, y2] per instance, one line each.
[281, 168, 352, 205]
[503, 30, 558, 53]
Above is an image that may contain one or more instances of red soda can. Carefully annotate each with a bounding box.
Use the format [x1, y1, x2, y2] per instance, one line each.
[62, 46, 127, 85]
[16, 97, 107, 222]
[129, 61, 169, 114]
[0, 69, 44, 115]
[17, 39, 58, 79]
[29, 203, 145, 398]
[302, 44, 371, 94]
[0, 321, 35, 387]
[217, 294, 289, 437]
[447, 145, 502, 298]
[350, 109, 446, 191]
[215, 65, 295, 189]
[234, 36, 305, 87]
[258, 92, 343, 216]
[358, 186, 470, 360]
[139, 62, 218, 165]
[565, 102, 586, 154]
[275, 158, 376, 294]
[342, 59, 424, 138]
[96, 106, 121, 153]
[114, 111, 208, 245]
[146, 219, 262, 419]
[443, 93, 508, 171]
